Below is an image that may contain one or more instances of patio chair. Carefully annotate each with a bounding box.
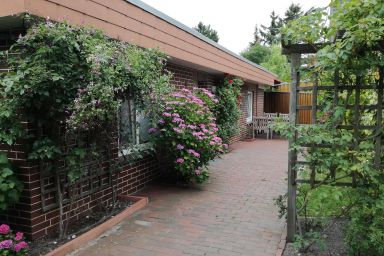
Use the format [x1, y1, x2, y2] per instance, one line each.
[279, 113, 289, 122]
[253, 116, 272, 139]
[263, 112, 278, 120]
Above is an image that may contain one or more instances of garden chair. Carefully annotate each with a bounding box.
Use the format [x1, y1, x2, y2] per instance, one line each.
[253, 116, 272, 139]
[279, 113, 289, 123]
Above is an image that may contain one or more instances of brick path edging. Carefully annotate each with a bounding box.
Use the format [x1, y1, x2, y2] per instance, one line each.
[45, 195, 148, 256]
[275, 224, 287, 256]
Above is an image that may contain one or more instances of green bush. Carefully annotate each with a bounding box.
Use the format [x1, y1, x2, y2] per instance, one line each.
[0, 153, 23, 211]
[214, 76, 243, 143]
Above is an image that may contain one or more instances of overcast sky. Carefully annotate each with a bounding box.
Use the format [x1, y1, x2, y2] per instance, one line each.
[141, 0, 330, 54]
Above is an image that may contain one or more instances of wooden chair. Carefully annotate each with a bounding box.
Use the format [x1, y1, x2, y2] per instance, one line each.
[263, 112, 278, 119]
[253, 116, 272, 139]
[279, 113, 289, 122]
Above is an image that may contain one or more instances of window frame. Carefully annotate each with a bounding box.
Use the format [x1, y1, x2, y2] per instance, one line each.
[118, 98, 151, 156]
[246, 91, 253, 124]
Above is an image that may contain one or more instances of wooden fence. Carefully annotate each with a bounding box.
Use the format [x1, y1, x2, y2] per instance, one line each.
[264, 92, 312, 124]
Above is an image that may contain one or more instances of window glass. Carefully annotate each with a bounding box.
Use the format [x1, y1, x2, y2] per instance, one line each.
[119, 99, 150, 150]
[246, 91, 253, 123]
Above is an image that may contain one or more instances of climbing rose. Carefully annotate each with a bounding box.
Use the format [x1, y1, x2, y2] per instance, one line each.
[0, 224, 10, 235]
[228, 79, 233, 84]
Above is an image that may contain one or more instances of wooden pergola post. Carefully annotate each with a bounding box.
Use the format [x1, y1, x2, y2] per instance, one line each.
[287, 53, 300, 242]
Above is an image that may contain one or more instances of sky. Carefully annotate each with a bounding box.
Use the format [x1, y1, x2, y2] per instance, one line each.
[140, 0, 330, 54]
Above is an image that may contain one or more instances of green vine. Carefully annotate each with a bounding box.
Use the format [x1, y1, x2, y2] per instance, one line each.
[214, 76, 243, 143]
[0, 153, 23, 211]
[0, 21, 172, 214]
[278, 0, 384, 254]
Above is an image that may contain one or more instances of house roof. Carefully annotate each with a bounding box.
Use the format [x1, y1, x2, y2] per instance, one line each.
[0, 0, 279, 85]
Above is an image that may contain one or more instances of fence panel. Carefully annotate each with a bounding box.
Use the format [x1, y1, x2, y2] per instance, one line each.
[264, 92, 312, 124]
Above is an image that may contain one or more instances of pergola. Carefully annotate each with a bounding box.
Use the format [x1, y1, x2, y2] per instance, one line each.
[282, 42, 384, 242]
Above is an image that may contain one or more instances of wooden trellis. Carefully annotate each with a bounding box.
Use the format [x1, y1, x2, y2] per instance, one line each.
[283, 44, 384, 242]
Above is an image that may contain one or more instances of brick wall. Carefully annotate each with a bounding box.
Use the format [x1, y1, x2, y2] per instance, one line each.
[256, 87, 265, 116]
[228, 84, 263, 144]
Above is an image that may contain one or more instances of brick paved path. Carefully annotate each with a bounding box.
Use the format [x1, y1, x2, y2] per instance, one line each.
[73, 139, 288, 256]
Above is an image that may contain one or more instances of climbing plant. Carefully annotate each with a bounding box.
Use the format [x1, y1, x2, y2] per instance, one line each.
[276, 0, 384, 254]
[0, 21, 172, 236]
[214, 75, 243, 143]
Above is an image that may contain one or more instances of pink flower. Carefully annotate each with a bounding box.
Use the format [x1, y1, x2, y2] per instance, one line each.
[172, 117, 184, 123]
[176, 144, 184, 150]
[13, 241, 28, 252]
[210, 141, 216, 145]
[187, 149, 200, 158]
[173, 127, 183, 133]
[158, 119, 165, 124]
[162, 112, 172, 117]
[0, 224, 10, 235]
[148, 128, 157, 134]
[195, 169, 201, 175]
[176, 158, 184, 164]
[0, 240, 12, 249]
[14, 232, 23, 241]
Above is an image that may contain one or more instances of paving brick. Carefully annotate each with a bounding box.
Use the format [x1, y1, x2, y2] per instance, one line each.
[74, 139, 288, 256]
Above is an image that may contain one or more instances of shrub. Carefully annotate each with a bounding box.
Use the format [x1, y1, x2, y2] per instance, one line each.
[214, 76, 243, 143]
[0, 224, 29, 255]
[0, 154, 23, 211]
[151, 88, 226, 183]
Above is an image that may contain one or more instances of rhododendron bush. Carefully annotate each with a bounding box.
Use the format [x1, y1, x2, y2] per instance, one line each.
[151, 88, 226, 183]
[0, 224, 29, 255]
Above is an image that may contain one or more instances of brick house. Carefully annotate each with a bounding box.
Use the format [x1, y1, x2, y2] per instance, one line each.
[0, 0, 279, 239]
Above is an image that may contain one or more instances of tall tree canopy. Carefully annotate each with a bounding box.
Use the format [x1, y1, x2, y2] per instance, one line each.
[193, 22, 219, 43]
[240, 44, 271, 65]
[260, 11, 283, 45]
[283, 3, 303, 24]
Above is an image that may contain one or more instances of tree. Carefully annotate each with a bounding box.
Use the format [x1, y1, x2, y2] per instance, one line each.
[193, 22, 219, 42]
[260, 44, 290, 82]
[241, 43, 271, 65]
[283, 3, 303, 24]
[252, 25, 262, 45]
[260, 11, 283, 45]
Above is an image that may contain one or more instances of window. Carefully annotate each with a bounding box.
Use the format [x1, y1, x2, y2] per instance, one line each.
[118, 98, 151, 155]
[246, 91, 253, 123]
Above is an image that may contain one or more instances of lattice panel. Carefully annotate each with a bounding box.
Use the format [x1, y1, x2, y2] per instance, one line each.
[284, 47, 384, 242]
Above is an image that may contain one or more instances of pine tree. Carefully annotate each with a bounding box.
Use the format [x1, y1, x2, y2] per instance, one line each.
[284, 3, 303, 24]
[260, 11, 283, 45]
[193, 22, 219, 43]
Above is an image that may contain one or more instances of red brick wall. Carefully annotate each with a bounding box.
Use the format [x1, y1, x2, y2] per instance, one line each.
[229, 84, 263, 144]
[166, 63, 218, 90]
[256, 87, 265, 116]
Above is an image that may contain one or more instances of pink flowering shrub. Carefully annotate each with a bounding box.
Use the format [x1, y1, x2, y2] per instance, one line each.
[0, 224, 29, 255]
[151, 88, 226, 183]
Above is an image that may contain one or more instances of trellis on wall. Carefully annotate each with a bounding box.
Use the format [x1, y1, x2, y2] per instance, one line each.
[282, 43, 384, 242]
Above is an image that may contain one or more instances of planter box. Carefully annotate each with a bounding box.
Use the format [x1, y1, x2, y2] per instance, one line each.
[45, 195, 148, 256]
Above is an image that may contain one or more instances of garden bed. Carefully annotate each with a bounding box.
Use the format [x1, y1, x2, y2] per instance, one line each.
[29, 195, 147, 256]
[283, 218, 349, 256]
